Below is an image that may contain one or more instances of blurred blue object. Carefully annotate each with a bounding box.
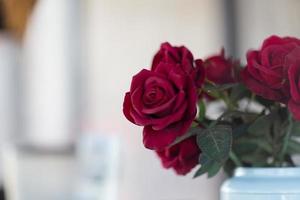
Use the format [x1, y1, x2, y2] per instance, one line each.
[74, 132, 120, 200]
[221, 167, 300, 200]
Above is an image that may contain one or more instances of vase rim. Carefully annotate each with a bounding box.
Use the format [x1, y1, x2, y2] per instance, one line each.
[234, 167, 300, 177]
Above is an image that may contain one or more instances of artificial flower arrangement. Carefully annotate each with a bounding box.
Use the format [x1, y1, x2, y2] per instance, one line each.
[123, 35, 300, 177]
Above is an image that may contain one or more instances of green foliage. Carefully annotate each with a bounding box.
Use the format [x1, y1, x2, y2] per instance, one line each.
[197, 125, 232, 163]
[239, 151, 270, 167]
[194, 154, 215, 178]
[192, 81, 299, 179]
[286, 139, 300, 154]
[255, 95, 275, 108]
[291, 121, 300, 136]
[194, 125, 232, 177]
[170, 126, 202, 147]
[204, 82, 239, 92]
[234, 137, 272, 154]
[247, 113, 275, 136]
[197, 100, 206, 122]
[229, 84, 251, 103]
[193, 153, 223, 178]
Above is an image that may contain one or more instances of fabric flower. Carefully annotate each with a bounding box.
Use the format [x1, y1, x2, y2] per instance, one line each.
[204, 49, 238, 84]
[242, 35, 300, 103]
[152, 42, 205, 88]
[123, 62, 197, 150]
[156, 136, 201, 175]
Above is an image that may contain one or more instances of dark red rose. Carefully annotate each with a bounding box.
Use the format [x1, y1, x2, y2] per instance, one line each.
[152, 42, 194, 73]
[242, 35, 300, 103]
[204, 49, 238, 84]
[123, 62, 198, 150]
[152, 42, 205, 88]
[287, 48, 300, 120]
[156, 136, 200, 175]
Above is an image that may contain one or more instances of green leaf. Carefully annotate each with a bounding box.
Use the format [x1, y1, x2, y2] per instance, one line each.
[239, 150, 270, 167]
[247, 113, 275, 136]
[204, 83, 239, 92]
[198, 100, 206, 122]
[193, 167, 207, 178]
[229, 151, 242, 167]
[170, 126, 203, 147]
[232, 123, 250, 138]
[199, 152, 210, 164]
[233, 139, 257, 155]
[278, 112, 293, 165]
[207, 162, 222, 178]
[229, 84, 251, 102]
[234, 137, 273, 154]
[255, 96, 275, 108]
[196, 125, 232, 164]
[193, 153, 221, 178]
[286, 139, 300, 154]
[193, 154, 212, 178]
[291, 121, 300, 136]
[209, 110, 257, 128]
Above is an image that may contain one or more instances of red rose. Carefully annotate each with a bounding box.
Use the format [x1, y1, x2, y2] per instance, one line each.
[242, 35, 300, 102]
[156, 136, 200, 175]
[287, 48, 300, 120]
[152, 42, 205, 88]
[204, 49, 238, 84]
[152, 42, 194, 73]
[123, 62, 198, 150]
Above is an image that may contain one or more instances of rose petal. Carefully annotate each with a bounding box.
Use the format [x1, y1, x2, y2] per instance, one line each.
[151, 42, 194, 72]
[144, 76, 175, 101]
[288, 63, 300, 102]
[154, 62, 175, 77]
[131, 86, 146, 116]
[247, 50, 285, 90]
[130, 69, 156, 92]
[261, 35, 284, 50]
[261, 35, 300, 50]
[168, 67, 186, 90]
[172, 91, 186, 112]
[143, 118, 193, 150]
[178, 46, 194, 73]
[151, 102, 187, 130]
[123, 92, 136, 124]
[242, 68, 287, 102]
[142, 95, 176, 115]
[261, 45, 290, 67]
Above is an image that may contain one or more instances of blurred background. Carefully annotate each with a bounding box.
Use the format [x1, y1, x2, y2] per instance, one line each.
[1, 0, 300, 199]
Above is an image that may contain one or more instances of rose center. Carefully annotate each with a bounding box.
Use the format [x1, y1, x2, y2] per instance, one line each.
[143, 86, 165, 105]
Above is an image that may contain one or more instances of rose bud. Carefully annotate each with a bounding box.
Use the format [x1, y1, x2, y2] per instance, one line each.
[204, 49, 238, 85]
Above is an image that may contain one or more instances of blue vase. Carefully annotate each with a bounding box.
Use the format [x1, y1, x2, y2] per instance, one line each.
[221, 167, 300, 200]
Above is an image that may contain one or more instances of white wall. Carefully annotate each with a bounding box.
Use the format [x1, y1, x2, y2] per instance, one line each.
[82, 0, 227, 199]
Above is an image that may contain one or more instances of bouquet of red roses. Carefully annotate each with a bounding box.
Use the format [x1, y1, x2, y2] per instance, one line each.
[123, 35, 300, 177]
